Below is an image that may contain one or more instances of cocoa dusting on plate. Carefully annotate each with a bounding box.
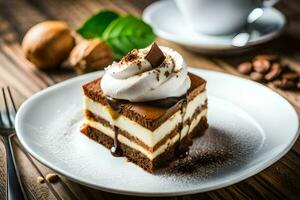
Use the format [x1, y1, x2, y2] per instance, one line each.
[155, 126, 262, 182]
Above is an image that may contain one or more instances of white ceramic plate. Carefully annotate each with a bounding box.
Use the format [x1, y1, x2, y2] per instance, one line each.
[15, 68, 299, 196]
[143, 1, 286, 53]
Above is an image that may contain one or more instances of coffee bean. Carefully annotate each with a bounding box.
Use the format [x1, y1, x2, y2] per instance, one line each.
[254, 54, 279, 62]
[265, 63, 282, 81]
[279, 64, 290, 73]
[273, 78, 296, 89]
[237, 62, 252, 75]
[250, 72, 264, 82]
[282, 72, 299, 81]
[253, 59, 270, 73]
[282, 78, 296, 89]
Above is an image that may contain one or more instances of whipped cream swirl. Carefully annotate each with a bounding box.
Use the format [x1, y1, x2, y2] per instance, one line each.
[101, 45, 191, 102]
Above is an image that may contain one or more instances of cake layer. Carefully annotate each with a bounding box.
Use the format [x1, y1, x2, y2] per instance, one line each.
[83, 90, 207, 148]
[84, 108, 208, 160]
[82, 73, 206, 130]
[82, 117, 208, 173]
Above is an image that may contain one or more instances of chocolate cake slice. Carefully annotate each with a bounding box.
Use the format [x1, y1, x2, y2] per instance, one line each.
[81, 73, 208, 173]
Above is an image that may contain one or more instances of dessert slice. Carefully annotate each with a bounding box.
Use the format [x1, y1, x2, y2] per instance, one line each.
[81, 43, 208, 173]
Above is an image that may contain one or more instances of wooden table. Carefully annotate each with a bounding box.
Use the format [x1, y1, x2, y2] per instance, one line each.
[0, 0, 300, 199]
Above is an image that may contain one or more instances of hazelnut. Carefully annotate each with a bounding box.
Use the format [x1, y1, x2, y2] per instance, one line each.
[69, 38, 113, 73]
[22, 20, 75, 69]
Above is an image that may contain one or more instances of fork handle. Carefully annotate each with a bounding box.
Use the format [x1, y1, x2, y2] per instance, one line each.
[3, 136, 26, 200]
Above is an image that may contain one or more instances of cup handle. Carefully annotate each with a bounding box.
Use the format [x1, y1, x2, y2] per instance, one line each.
[263, 0, 279, 7]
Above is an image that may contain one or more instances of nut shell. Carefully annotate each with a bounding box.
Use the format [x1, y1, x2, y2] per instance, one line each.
[22, 20, 75, 69]
[69, 38, 113, 73]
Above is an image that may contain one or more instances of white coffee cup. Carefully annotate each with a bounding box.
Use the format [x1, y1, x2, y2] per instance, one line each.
[174, 0, 278, 35]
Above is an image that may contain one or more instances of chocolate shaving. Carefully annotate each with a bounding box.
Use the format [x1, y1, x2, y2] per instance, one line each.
[122, 49, 138, 63]
[145, 43, 165, 68]
[164, 71, 170, 78]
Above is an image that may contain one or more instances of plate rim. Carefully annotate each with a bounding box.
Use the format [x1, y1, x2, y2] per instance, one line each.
[142, 0, 287, 51]
[15, 68, 299, 197]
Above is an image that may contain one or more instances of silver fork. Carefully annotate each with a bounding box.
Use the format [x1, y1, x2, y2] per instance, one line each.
[0, 87, 27, 200]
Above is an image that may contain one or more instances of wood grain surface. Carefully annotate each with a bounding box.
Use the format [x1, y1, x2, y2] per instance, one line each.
[0, 0, 300, 199]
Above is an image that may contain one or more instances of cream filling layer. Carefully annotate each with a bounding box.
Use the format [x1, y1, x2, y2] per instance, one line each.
[83, 91, 207, 148]
[85, 108, 207, 160]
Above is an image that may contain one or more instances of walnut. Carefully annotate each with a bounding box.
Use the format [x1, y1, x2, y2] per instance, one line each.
[22, 20, 75, 69]
[69, 38, 113, 73]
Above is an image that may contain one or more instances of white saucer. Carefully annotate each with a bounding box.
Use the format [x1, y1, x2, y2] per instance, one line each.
[15, 68, 299, 196]
[143, 1, 286, 53]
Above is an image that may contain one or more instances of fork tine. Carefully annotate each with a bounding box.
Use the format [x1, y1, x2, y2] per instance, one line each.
[2, 87, 13, 127]
[7, 86, 17, 114]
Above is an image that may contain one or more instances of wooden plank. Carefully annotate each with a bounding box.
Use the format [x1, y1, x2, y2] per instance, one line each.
[13, 138, 80, 200]
[0, 139, 7, 198]
[0, 17, 56, 89]
[259, 162, 300, 198]
[0, 52, 37, 97]
[10, 138, 58, 200]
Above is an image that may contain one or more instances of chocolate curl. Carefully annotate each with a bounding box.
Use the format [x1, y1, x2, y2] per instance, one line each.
[145, 43, 165, 68]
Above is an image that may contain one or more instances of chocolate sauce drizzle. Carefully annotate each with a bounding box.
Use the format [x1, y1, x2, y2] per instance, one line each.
[175, 93, 192, 159]
[110, 126, 123, 157]
[107, 93, 193, 158]
[146, 96, 183, 108]
[106, 97, 123, 157]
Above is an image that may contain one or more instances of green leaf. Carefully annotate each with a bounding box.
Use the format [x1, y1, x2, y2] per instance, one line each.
[102, 15, 155, 57]
[77, 10, 119, 39]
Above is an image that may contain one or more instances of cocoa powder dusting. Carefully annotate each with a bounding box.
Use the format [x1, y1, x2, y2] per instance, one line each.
[137, 60, 142, 70]
[122, 49, 138, 63]
[156, 72, 160, 81]
[164, 71, 170, 78]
